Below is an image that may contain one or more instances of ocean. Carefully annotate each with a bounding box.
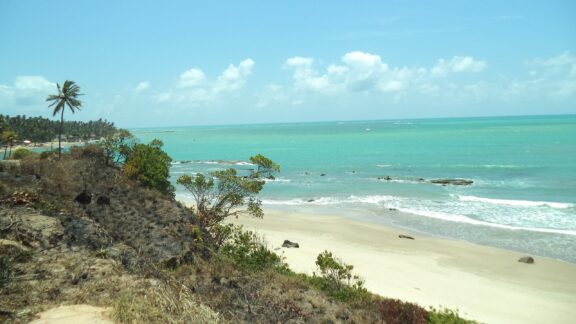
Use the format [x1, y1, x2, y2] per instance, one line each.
[132, 114, 576, 262]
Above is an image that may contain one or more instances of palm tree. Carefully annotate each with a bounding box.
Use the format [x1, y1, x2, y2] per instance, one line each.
[46, 80, 83, 158]
[1, 130, 17, 159]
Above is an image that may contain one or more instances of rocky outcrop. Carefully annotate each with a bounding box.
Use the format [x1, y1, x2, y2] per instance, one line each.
[398, 235, 415, 240]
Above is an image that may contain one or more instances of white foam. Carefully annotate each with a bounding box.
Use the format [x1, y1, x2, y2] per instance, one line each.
[397, 207, 576, 236]
[458, 195, 573, 209]
[263, 178, 291, 183]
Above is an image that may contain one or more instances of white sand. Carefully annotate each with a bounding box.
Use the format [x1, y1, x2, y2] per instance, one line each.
[30, 305, 111, 323]
[228, 209, 576, 324]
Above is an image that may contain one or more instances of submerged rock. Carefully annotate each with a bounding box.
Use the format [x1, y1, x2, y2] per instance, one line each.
[398, 235, 415, 240]
[430, 178, 473, 186]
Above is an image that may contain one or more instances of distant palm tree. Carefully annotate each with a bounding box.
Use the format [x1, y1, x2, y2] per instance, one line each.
[46, 80, 83, 158]
[1, 130, 17, 159]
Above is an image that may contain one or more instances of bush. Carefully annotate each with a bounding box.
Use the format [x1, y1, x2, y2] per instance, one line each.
[219, 224, 289, 272]
[310, 251, 369, 303]
[375, 299, 428, 324]
[124, 139, 174, 196]
[12, 148, 35, 160]
[428, 307, 470, 324]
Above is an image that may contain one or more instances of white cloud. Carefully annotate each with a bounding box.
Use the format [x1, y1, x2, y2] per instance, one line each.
[214, 59, 254, 93]
[431, 56, 487, 77]
[178, 69, 206, 88]
[14, 76, 55, 92]
[134, 81, 150, 93]
[157, 58, 255, 104]
[0, 76, 56, 108]
[285, 51, 444, 94]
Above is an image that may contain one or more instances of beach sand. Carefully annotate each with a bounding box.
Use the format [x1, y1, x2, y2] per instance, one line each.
[227, 209, 576, 324]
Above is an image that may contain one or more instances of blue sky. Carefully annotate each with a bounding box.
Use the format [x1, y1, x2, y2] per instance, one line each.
[1, 0, 575, 127]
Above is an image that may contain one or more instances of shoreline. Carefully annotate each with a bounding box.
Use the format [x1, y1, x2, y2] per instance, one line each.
[222, 207, 576, 324]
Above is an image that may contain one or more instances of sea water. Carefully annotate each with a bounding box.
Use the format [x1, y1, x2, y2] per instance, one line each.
[132, 115, 576, 262]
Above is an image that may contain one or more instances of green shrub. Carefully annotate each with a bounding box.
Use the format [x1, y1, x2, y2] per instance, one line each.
[12, 148, 35, 160]
[310, 250, 369, 303]
[219, 224, 289, 272]
[123, 139, 174, 196]
[428, 307, 470, 324]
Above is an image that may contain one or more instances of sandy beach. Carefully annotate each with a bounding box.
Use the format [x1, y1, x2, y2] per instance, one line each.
[226, 208, 576, 324]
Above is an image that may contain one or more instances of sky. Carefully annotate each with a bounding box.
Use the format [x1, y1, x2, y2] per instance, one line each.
[0, 0, 575, 127]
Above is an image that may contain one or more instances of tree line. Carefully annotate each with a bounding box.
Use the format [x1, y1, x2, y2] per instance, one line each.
[0, 114, 116, 144]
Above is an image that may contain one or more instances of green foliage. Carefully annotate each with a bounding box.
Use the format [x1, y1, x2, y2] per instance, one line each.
[177, 154, 278, 229]
[428, 307, 470, 324]
[124, 139, 174, 196]
[1, 129, 18, 159]
[219, 224, 289, 272]
[101, 129, 136, 165]
[310, 250, 369, 303]
[12, 148, 35, 160]
[249, 153, 280, 179]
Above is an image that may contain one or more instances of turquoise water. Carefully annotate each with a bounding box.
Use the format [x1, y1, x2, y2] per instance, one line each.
[132, 115, 576, 262]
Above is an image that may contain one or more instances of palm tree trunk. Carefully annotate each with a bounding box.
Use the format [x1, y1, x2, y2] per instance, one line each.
[8, 145, 12, 159]
[59, 108, 64, 158]
[3, 146, 6, 159]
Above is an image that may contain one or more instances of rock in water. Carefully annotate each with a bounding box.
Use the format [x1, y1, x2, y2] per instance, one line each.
[518, 256, 535, 264]
[398, 235, 415, 240]
[430, 178, 474, 186]
[282, 240, 300, 248]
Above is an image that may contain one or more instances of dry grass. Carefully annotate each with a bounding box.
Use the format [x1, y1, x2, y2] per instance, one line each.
[112, 284, 220, 323]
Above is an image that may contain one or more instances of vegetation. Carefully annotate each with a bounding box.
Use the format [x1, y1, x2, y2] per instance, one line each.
[101, 128, 135, 166]
[123, 140, 174, 196]
[11, 148, 35, 160]
[218, 224, 289, 272]
[0, 114, 115, 143]
[176, 155, 279, 230]
[310, 250, 369, 303]
[1, 130, 18, 159]
[46, 80, 84, 158]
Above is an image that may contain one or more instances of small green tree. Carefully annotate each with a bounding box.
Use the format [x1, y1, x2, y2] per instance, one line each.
[249, 154, 280, 179]
[176, 155, 279, 229]
[124, 139, 174, 196]
[313, 250, 368, 303]
[1, 130, 18, 159]
[101, 129, 136, 166]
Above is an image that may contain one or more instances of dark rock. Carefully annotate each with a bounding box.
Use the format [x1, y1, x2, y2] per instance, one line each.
[282, 240, 300, 248]
[320, 173, 326, 177]
[75, 190, 92, 205]
[430, 178, 473, 186]
[518, 256, 535, 264]
[378, 176, 392, 181]
[307, 199, 315, 203]
[96, 195, 110, 205]
[388, 208, 398, 211]
[398, 235, 415, 240]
